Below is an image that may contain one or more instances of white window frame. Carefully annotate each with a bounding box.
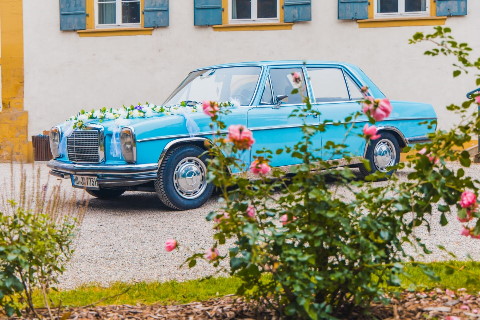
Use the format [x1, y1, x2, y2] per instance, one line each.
[95, 0, 141, 28]
[375, 0, 430, 18]
[229, 0, 280, 24]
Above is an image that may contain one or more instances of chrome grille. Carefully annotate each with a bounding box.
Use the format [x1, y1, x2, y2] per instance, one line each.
[67, 130, 101, 163]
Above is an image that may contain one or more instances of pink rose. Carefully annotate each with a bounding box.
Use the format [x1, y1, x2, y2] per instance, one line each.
[457, 212, 472, 223]
[214, 212, 230, 224]
[460, 305, 470, 311]
[361, 97, 392, 122]
[202, 101, 219, 117]
[363, 124, 381, 140]
[291, 72, 302, 85]
[460, 227, 471, 237]
[445, 317, 461, 320]
[460, 191, 477, 208]
[427, 155, 439, 164]
[418, 148, 439, 164]
[228, 125, 255, 150]
[280, 214, 296, 226]
[204, 248, 219, 261]
[164, 239, 178, 252]
[250, 159, 271, 175]
[378, 98, 392, 116]
[246, 205, 256, 218]
[475, 95, 480, 105]
[446, 289, 456, 297]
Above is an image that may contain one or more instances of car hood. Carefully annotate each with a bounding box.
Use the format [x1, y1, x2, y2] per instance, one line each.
[66, 112, 215, 141]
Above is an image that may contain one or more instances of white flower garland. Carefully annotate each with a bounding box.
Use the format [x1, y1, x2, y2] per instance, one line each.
[67, 103, 199, 129]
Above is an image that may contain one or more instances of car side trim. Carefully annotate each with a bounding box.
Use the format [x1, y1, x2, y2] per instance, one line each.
[136, 117, 436, 143]
[405, 136, 431, 144]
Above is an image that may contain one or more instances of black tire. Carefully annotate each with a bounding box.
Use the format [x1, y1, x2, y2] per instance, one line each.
[358, 131, 400, 177]
[86, 188, 126, 199]
[155, 145, 214, 210]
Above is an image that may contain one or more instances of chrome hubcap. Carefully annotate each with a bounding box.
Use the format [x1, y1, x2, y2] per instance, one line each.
[173, 157, 207, 199]
[373, 139, 396, 172]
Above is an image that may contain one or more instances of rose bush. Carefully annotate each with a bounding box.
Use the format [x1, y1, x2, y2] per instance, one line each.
[171, 27, 480, 319]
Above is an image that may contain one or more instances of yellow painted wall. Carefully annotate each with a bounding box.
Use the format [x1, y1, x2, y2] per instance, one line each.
[0, 0, 32, 162]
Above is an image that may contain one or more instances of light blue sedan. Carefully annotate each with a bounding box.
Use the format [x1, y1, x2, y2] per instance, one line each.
[48, 61, 437, 210]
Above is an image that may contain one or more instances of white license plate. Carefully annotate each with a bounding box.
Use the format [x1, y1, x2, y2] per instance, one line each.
[72, 175, 99, 189]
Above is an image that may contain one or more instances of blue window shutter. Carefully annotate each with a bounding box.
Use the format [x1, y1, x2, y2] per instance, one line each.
[59, 0, 86, 31]
[436, 0, 467, 16]
[338, 0, 368, 20]
[284, 0, 311, 22]
[194, 0, 223, 26]
[144, 0, 169, 27]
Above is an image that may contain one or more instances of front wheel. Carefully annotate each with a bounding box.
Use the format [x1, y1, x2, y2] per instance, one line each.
[359, 132, 400, 177]
[155, 145, 214, 210]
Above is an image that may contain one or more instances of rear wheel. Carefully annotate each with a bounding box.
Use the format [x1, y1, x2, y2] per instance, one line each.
[86, 188, 126, 199]
[155, 145, 214, 210]
[359, 132, 400, 177]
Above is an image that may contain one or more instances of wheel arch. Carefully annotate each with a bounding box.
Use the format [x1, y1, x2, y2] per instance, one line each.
[158, 137, 212, 167]
[362, 126, 407, 157]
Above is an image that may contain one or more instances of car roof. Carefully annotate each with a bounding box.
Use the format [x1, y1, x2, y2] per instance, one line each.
[193, 60, 357, 70]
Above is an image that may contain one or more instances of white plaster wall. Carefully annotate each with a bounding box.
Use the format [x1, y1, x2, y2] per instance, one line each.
[24, 0, 480, 136]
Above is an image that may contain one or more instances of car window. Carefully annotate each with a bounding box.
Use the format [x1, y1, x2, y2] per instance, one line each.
[164, 67, 261, 106]
[344, 75, 364, 100]
[307, 68, 349, 103]
[269, 68, 306, 105]
[260, 78, 273, 105]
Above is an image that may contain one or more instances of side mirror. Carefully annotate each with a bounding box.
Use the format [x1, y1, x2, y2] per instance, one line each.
[275, 95, 288, 107]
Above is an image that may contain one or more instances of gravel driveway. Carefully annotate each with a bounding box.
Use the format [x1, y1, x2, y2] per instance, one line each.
[1, 161, 479, 289]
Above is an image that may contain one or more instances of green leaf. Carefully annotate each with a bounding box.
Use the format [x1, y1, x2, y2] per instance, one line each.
[440, 213, 448, 226]
[453, 70, 461, 77]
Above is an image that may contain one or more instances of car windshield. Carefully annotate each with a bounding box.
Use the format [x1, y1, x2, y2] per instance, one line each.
[164, 66, 262, 107]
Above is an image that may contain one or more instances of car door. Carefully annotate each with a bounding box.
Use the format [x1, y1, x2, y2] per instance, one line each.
[247, 66, 320, 167]
[306, 66, 367, 160]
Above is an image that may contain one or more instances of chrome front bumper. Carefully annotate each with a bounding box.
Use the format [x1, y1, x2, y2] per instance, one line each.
[47, 160, 158, 188]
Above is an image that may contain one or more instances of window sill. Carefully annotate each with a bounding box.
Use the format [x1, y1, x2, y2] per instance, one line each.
[212, 23, 293, 32]
[357, 16, 446, 28]
[77, 28, 153, 37]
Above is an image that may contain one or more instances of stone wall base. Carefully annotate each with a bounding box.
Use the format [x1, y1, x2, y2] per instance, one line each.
[0, 110, 33, 162]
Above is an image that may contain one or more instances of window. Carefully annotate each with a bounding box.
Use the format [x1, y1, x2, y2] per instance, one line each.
[376, 0, 429, 17]
[164, 67, 262, 106]
[269, 68, 306, 105]
[260, 78, 273, 105]
[97, 0, 141, 27]
[307, 68, 349, 103]
[230, 0, 279, 23]
[194, 0, 311, 30]
[344, 76, 364, 100]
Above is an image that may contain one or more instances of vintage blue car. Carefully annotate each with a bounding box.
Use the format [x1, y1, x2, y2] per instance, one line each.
[48, 61, 436, 210]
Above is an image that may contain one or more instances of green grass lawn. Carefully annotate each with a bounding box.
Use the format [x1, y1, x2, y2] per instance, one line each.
[34, 261, 480, 308]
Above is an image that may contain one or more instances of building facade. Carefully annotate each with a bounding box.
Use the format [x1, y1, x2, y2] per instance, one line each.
[1, 0, 478, 161]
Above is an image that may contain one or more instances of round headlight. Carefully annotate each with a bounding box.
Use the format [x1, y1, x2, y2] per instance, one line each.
[49, 126, 62, 158]
[120, 127, 136, 163]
